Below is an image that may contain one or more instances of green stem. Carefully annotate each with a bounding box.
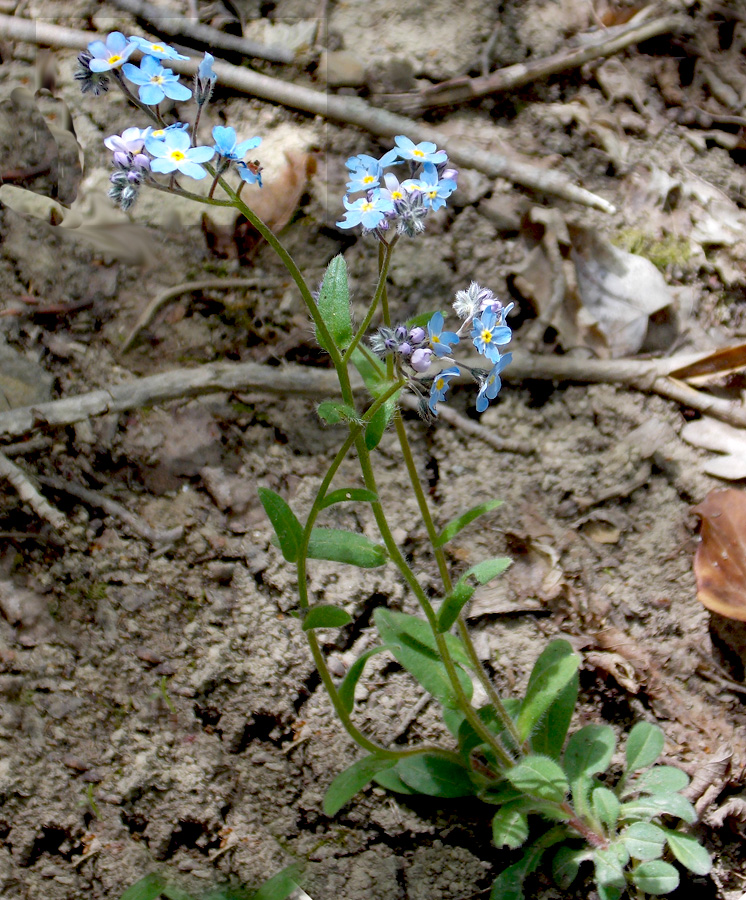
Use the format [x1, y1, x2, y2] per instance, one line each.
[145, 178, 235, 207]
[392, 412, 524, 754]
[341, 237, 397, 366]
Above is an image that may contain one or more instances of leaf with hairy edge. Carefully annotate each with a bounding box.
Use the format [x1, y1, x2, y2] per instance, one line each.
[621, 822, 666, 861]
[319, 488, 377, 509]
[302, 605, 353, 631]
[315, 255, 353, 352]
[664, 830, 712, 875]
[530, 665, 578, 760]
[250, 864, 304, 900]
[338, 646, 387, 714]
[564, 724, 616, 816]
[632, 860, 680, 894]
[621, 793, 697, 824]
[435, 500, 504, 548]
[365, 390, 401, 451]
[492, 805, 529, 849]
[436, 557, 512, 632]
[307, 529, 387, 567]
[120, 875, 169, 900]
[376, 609, 473, 669]
[625, 722, 665, 772]
[316, 401, 362, 425]
[592, 786, 620, 831]
[396, 754, 476, 798]
[374, 608, 473, 708]
[258, 488, 302, 562]
[593, 845, 628, 889]
[629, 765, 689, 796]
[506, 755, 569, 803]
[516, 639, 580, 743]
[323, 755, 396, 816]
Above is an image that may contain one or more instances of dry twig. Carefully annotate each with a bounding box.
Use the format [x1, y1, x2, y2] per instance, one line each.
[0, 16, 614, 212]
[0, 451, 66, 530]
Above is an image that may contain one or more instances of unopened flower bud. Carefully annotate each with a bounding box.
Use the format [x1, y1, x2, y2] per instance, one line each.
[408, 326, 425, 344]
[398, 341, 412, 357]
[410, 348, 433, 372]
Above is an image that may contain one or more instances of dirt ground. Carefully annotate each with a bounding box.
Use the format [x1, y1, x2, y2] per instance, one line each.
[2, 0, 746, 898]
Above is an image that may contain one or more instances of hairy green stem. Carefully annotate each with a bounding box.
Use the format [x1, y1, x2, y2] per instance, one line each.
[341, 237, 398, 366]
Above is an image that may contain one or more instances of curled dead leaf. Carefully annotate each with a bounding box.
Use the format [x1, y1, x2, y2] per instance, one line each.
[692, 489, 746, 620]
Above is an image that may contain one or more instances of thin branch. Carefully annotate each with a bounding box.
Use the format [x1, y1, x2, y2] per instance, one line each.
[36, 475, 183, 546]
[106, 0, 295, 64]
[382, 14, 685, 115]
[0, 15, 614, 212]
[0, 451, 66, 530]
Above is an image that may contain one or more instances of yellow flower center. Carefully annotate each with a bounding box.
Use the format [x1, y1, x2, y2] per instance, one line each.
[412, 149, 425, 157]
[391, 190, 403, 200]
[152, 128, 165, 138]
[151, 75, 164, 84]
[428, 190, 437, 198]
[108, 54, 122, 64]
[431, 334, 441, 343]
[363, 175, 375, 184]
[152, 44, 165, 51]
[481, 329, 492, 343]
[169, 150, 186, 161]
[436, 378, 444, 390]
[361, 201, 374, 212]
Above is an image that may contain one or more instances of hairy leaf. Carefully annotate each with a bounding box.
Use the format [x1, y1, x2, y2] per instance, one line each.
[315, 255, 353, 352]
[301, 605, 353, 631]
[632, 860, 680, 894]
[621, 822, 666, 861]
[625, 722, 664, 772]
[516, 639, 580, 744]
[492, 804, 529, 849]
[307, 528, 387, 568]
[551, 847, 588, 889]
[316, 401, 362, 426]
[530, 665, 578, 760]
[664, 830, 712, 875]
[592, 786, 620, 831]
[621, 792, 697, 825]
[338, 646, 387, 715]
[258, 488, 302, 562]
[396, 753, 476, 798]
[506, 755, 569, 803]
[630, 765, 689, 796]
[435, 499, 504, 548]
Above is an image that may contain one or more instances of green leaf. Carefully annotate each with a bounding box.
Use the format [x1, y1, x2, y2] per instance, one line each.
[364, 392, 400, 450]
[338, 646, 387, 715]
[516, 639, 580, 744]
[551, 847, 588, 889]
[592, 786, 620, 831]
[162, 887, 194, 900]
[621, 792, 697, 825]
[625, 722, 665, 772]
[621, 822, 666, 861]
[464, 556, 513, 585]
[319, 488, 377, 509]
[258, 488, 302, 563]
[316, 400, 362, 426]
[351, 346, 385, 393]
[506, 755, 569, 803]
[396, 753, 476, 798]
[315, 255, 353, 352]
[436, 582, 475, 633]
[372, 767, 418, 794]
[435, 499, 504, 548]
[302, 605, 353, 631]
[457, 701, 520, 761]
[597, 885, 624, 900]
[664, 830, 712, 876]
[489, 830, 565, 900]
[307, 528, 387, 567]
[120, 875, 169, 900]
[249, 864, 303, 900]
[323, 755, 395, 816]
[442, 706, 467, 739]
[630, 765, 689, 796]
[530, 666, 578, 760]
[632, 860, 680, 894]
[492, 804, 529, 849]
[564, 724, 616, 782]
[593, 845, 628, 889]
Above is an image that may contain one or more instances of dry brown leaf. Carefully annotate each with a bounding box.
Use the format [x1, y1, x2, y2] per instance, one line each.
[681, 419, 746, 481]
[247, 150, 316, 233]
[668, 342, 746, 382]
[691, 489, 746, 620]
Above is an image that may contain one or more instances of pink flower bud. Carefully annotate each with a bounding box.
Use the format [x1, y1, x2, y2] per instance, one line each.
[410, 348, 433, 372]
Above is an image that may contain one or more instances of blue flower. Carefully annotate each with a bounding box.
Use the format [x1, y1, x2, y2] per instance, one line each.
[196, 52, 217, 104]
[414, 163, 456, 211]
[427, 311, 459, 358]
[198, 52, 217, 82]
[476, 353, 512, 412]
[393, 135, 447, 165]
[146, 129, 214, 179]
[237, 161, 263, 187]
[346, 160, 382, 193]
[471, 308, 511, 364]
[143, 122, 189, 142]
[428, 367, 460, 415]
[127, 36, 190, 60]
[87, 32, 136, 72]
[337, 193, 394, 230]
[212, 126, 261, 161]
[122, 55, 192, 105]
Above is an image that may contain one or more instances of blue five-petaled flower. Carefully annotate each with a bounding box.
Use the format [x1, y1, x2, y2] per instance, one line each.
[471, 308, 511, 364]
[122, 55, 192, 105]
[87, 31, 135, 72]
[127, 36, 190, 60]
[394, 136, 447, 165]
[145, 129, 214, 179]
[416, 163, 457, 211]
[428, 367, 460, 415]
[337, 194, 394, 230]
[212, 126, 261, 161]
[476, 353, 512, 412]
[427, 311, 460, 358]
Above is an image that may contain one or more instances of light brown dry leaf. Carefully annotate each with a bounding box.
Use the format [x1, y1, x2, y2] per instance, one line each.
[569, 223, 674, 357]
[247, 150, 316, 233]
[691, 489, 746, 620]
[668, 342, 746, 382]
[681, 419, 746, 480]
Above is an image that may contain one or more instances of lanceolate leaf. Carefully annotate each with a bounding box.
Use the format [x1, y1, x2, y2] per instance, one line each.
[307, 528, 387, 567]
[372, 767, 418, 794]
[319, 488, 377, 510]
[316, 400, 362, 426]
[396, 753, 476, 798]
[365, 389, 401, 451]
[323, 755, 396, 816]
[529, 665, 578, 760]
[492, 804, 529, 849]
[464, 556, 513, 585]
[564, 724, 616, 782]
[516, 639, 580, 743]
[435, 499, 504, 548]
[301, 605, 353, 631]
[436, 557, 512, 633]
[506, 755, 569, 803]
[552, 846, 588, 889]
[315, 255, 353, 352]
[592, 786, 621, 831]
[625, 722, 665, 772]
[338, 646, 387, 714]
[258, 487, 302, 562]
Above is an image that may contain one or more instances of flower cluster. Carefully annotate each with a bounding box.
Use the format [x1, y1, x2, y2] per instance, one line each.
[338, 136, 457, 237]
[370, 282, 513, 416]
[76, 32, 264, 213]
